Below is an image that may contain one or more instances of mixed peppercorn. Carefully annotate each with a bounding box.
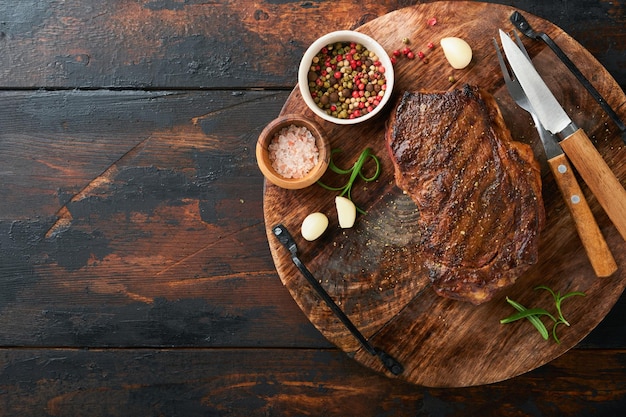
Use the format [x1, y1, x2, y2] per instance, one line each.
[306, 42, 387, 120]
[305, 17, 445, 119]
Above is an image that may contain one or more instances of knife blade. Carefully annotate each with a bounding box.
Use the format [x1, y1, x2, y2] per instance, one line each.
[499, 29, 626, 242]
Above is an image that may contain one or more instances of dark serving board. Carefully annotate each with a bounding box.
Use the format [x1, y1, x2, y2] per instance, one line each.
[262, 1, 626, 387]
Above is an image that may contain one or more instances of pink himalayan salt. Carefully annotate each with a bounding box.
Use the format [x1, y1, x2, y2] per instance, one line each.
[268, 124, 319, 179]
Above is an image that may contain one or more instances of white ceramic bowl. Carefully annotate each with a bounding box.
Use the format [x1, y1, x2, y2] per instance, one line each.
[298, 30, 394, 125]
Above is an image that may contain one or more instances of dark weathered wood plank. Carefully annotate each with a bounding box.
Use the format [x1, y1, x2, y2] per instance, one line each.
[0, 89, 335, 348]
[0, 0, 623, 89]
[0, 89, 287, 218]
[0, 348, 624, 416]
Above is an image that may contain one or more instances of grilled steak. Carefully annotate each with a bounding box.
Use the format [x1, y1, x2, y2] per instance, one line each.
[386, 85, 545, 305]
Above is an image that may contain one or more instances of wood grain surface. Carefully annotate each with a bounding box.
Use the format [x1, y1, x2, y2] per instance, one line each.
[263, 2, 626, 387]
[546, 153, 617, 278]
[1, 348, 625, 416]
[0, 0, 625, 415]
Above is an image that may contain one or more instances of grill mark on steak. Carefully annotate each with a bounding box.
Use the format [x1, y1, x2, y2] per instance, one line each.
[385, 85, 545, 305]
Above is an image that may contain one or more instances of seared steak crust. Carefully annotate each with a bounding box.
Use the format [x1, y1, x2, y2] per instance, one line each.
[386, 85, 545, 304]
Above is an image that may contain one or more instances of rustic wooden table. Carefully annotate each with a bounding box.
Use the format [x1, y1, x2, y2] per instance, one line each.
[0, 1, 624, 416]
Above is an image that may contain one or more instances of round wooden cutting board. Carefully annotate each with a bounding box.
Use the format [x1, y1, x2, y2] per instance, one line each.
[262, 1, 626, 387]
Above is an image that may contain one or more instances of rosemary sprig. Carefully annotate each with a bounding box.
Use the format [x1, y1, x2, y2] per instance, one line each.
[500, 286, 586, 343]
[535, 285, 586, 343]
[500, 298, 554, 340]
[317, 147, 381, 214]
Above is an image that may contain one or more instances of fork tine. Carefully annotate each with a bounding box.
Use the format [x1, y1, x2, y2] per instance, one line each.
[512, 30, 532, 61]
[492, 38, 512, 82]
[493, 36, 533, 114]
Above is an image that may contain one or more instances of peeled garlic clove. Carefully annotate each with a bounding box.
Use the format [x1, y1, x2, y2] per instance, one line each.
[301, 212, 328, 241]
[440, 37, 473, 69]
[335, 196, 356, 228]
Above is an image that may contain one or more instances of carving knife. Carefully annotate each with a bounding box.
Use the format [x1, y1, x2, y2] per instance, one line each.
[499, 29, 626, 243]
[494, 35, 616, 277]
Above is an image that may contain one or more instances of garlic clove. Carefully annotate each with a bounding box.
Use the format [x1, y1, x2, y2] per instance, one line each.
[440, 37, 473, 69]
[335, 196, 357, 228]
[301, 212, 329, 241]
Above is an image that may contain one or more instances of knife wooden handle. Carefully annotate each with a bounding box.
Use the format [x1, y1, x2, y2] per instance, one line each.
[548, 153, 617, 277]
[560, 128, 626, 242]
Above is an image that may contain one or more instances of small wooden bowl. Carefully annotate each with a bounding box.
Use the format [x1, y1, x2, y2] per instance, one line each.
[256, 115, 330, 190]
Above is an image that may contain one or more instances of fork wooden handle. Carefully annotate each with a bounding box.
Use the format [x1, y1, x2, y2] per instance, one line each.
[560, 128, 626, 242]
[548, 153, 617, 277]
